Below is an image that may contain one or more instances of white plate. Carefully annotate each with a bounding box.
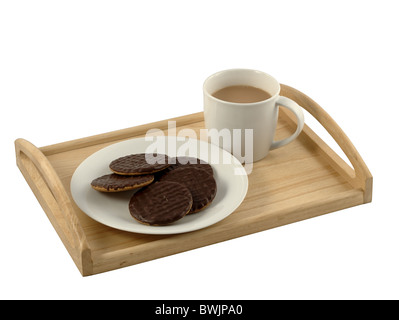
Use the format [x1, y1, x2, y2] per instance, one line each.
[70, 136, 248, 235]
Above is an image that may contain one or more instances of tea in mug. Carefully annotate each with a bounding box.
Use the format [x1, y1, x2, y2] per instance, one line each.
[212, 85, 272, 103]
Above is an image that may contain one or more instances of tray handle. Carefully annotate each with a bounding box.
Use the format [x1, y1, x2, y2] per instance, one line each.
[15, 138, 91, 272]
[280, 84, 372, 203]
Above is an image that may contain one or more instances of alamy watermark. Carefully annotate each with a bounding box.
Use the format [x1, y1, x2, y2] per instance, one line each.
[143, 121, 253, 175]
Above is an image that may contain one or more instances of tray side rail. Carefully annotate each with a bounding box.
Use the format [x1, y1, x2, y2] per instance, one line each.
[280, 84, 372, 203]
[15, 138, 92, 275]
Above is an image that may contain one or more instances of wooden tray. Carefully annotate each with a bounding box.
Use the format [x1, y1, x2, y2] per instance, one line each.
[15, 85, 372, 276]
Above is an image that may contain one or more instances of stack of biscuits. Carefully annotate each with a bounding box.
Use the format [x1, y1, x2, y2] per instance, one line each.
[90, 154, 217, 226]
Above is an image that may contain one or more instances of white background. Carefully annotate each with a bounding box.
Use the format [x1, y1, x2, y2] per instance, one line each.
[1, 0, 398, 300]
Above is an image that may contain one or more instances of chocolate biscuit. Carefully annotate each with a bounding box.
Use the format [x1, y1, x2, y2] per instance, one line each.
[129, 181, 193, 226]
[159, 166, 217, 214]
[166, 156, 213, 176]
[91, 173, 154, 192]
[109, 153, 170, 175]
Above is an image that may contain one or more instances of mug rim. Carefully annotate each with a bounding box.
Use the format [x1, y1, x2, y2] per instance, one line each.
[203, 68, 281, 106]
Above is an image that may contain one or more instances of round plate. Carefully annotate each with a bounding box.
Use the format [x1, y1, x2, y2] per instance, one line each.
[70, 137, 248, 235]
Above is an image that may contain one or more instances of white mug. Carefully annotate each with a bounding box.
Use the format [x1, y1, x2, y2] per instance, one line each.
[203, 69, 305, 162]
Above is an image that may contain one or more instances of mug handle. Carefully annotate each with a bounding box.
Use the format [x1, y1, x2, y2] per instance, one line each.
[270, 96, 305, 150]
